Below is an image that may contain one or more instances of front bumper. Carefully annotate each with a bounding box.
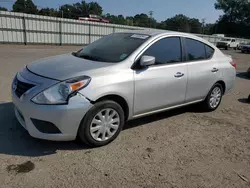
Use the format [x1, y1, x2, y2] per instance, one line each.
[12, 70, 93, 141]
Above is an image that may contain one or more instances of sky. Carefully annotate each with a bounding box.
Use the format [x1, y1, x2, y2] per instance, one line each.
[0, 0, 223, 23]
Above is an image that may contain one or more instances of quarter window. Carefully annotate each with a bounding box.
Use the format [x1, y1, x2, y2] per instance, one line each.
[142, 37, 182, 64]
[185, 38, 206, 61]
[205, 45, 214, 59]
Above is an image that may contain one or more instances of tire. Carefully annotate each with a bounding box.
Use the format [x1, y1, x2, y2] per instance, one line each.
[225, 46, 228, 50]
[77, 100, 125, 147]
[248, 95, 250, 103]
[202, 83, 223, 111]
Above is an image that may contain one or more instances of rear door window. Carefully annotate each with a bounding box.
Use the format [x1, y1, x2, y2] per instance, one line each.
[185, 38, 206, 61]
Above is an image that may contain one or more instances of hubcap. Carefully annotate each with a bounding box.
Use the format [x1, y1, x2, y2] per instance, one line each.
[90, 108, 120, 142]
[209, 87, 222, 108]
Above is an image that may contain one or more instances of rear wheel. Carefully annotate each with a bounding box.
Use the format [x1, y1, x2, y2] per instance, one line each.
[77, 100, 125, 147]
[202, 84, 223, 111]
[248, 95, 250, 103]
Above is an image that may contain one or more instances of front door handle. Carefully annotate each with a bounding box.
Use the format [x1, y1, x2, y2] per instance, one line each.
[174, 72, 184, 78]
[211, 68, 219, 72]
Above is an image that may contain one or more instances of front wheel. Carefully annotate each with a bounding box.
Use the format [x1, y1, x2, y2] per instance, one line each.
[202, 84, 223, 111]
[77, 100, 125, 147]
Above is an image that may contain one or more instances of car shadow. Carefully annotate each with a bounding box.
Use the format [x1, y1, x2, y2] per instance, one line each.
[0, 102, 89, 157]
[236, 72, 250, 80]
[124, 104, 203, 130]
[238, 98, 250, 104]
[0, 102, 205, 157]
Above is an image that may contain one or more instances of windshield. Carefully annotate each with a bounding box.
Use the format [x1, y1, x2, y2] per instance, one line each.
[221, 39, 231, 42]
[73, 33, 150, 63]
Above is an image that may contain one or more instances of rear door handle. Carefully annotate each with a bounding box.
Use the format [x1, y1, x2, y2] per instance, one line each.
[174, 72, 184, 78]
[211, 68, 219, 72]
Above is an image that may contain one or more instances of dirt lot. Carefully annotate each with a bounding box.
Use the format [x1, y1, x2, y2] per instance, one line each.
[0, 45, 249, 188]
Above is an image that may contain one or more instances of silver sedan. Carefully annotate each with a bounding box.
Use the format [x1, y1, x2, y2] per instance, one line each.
[12, 30, 236, 147]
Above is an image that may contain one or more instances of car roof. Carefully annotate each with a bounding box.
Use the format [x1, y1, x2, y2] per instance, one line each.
[120, 29, 196, 37]
[118, 29, 217, 48]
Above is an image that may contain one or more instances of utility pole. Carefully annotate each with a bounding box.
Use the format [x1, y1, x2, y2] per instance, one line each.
[202, 18, 206, 34]
[149, 11, 153, 28]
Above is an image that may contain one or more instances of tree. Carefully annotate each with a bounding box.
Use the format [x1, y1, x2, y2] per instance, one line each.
[189, 18, 202, 33]
[214, 0, 250, 38]
[215, 0, 248, 23]
[104, 14, 127, 25]
[203, 24, 215, 35]
[87, 2, 102, 15]
[126, 16, 134, 26]
[0, 7, 8, 11]
[38, 8, 59, 17]
[160, 14, 191, 32]
[13, 0, 38, 14]
[133, 13, 152, 27]
[59, 1, 103, 19]
[59, 4, 75, 19]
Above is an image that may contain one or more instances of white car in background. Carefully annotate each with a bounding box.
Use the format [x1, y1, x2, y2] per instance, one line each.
[216, 38, 239, 50]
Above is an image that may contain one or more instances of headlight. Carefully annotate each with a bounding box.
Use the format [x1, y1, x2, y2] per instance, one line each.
[31, 76, 91, 105]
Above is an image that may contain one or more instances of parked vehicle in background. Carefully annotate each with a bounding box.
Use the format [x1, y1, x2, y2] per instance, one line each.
[237, 42, 246, 50]
[216, 38, 239, 50]
[78, 14, 109, 23]
[11, 30, 236, 147]
[241, 42, 250, 53]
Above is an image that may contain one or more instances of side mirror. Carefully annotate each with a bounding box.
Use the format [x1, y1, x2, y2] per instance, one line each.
[140, 55, 155, 67]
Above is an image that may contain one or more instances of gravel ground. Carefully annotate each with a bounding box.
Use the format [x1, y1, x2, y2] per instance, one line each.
[0, 45, 249, 188]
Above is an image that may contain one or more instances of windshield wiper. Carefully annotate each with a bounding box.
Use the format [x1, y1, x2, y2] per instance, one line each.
[71, 52, 77, 57]
[78, 54, 104, 61]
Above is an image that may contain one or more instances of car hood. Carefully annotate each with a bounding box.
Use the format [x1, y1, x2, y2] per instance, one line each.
[27, 54, 114, 80]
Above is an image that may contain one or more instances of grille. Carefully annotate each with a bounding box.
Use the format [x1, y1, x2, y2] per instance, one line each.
[15, 78, 35, 98]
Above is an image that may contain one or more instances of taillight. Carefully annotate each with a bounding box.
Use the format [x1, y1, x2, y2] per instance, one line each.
[230, 60, 237, 68]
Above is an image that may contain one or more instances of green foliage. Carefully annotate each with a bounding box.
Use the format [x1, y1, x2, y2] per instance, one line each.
[13, 0, 38, 14]
[58, 1, 103, 19]
[104, 13, 157, 28]
[38, 8, 59, 17]
[214, 0, 250, 38]
[158, 14, 202, 33]
[0, 7, 8, 11]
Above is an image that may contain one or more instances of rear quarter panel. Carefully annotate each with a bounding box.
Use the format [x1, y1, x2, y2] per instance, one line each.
[216, 54, 236, 93]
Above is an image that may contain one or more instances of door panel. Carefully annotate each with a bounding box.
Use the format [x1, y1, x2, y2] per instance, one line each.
[133, 36, 187, 116]
[185, 60, 218, 102]
[134, 64, 187, 115]
[183, 38, 219, 102]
